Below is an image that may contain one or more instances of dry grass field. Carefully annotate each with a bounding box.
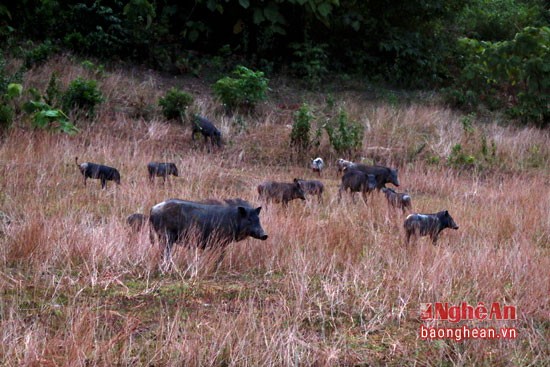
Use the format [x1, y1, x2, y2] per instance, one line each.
[0, 55, 548, 366]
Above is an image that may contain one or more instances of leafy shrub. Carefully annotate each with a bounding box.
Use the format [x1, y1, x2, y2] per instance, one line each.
[158, 88, 193, 121]
[212, 65, 269, 111]
[62, 77, 103, 115]
[446, 26, 549, 126]
[290, 42, 328, 87]
[324, 108, 363, 155]
[28, 101, 78, 134]
[290, 103, 314, 151]
[24, 40, 58, 68]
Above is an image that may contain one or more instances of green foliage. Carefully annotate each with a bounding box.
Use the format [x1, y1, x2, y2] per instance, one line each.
[23, 40, 58, 69]
[62, 78, 103, 116]
[447, 143, 476, 169]
[28, 101, 78, 135]
[290, 42, 328, 87]
[324, 108, 364, 155]
[158, 88, 194, 121]
[212, 65, 269, 111]
[290, 103, 314, 151]
[446, 26, 549, 126]
[457, 0, 547, 41]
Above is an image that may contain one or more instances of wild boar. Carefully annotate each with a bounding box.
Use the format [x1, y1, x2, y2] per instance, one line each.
[336, 158, 356, 174]
[257, 179, 306, 207]
[310, 157, 325, 176]
[382, 187, 412, 213]
[127, 213, 148, 232]
[338, 169, 377, 204]
[353, 164, 399, 190]
[295, 178, 324, 203]
[149, 198, 268, 264]
[404, 210, 459, 245]
[192, 115, 222, 148]
[147, 162, 179, 183]
[75, 157, 121, 189]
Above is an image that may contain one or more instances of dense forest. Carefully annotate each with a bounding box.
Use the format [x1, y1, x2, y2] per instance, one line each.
[1, 0, 549, 127]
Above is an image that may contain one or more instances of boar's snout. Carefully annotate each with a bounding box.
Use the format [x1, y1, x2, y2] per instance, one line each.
[259, 234, 268, 240]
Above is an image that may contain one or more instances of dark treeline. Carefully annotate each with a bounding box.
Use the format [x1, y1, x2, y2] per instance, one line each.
[0, 0, 548, 125]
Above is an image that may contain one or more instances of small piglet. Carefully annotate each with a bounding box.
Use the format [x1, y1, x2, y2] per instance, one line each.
[336, 159, 355, 174]
[404, 210, 459, 245]
[295, 178, 324, 203]
[382, 187, 412, 213]
[310, 157, 324, 176]
[127, 213, 148, 232]
[257, 179, 306, 207]
[147, 162, 178, 183]
[76, 157, 120, 189]
[192, 115, 222, 148]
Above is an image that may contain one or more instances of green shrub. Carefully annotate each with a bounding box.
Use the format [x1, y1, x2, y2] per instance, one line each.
[212, 65, 269, 111]
[158, 88, 193, 121]
[324, 108, 364, 155]
[24, 40, 58, 69]
[447, 26, 549, 126]
[29, 101, 78, 134]
[62, 77, 103, 115]
[290, 103, 314, 151]
[290, 42, 328, 87]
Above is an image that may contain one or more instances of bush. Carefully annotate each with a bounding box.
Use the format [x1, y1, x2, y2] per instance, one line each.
[324, 108, 364, 155]
[290, 103, 314, 151]
[446, 26, 549, 127]
[158, 88, 193, 121]
[24, 40, 58, 69]
[212, 65, 269, 111]
[62, 77, 103, 116]
[290, 42, 328, 87]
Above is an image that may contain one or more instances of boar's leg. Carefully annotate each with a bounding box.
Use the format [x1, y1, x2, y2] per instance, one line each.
[101, 178, 107, 189]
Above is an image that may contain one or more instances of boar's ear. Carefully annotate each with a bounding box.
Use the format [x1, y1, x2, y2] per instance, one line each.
[238, 206, 248, 218]
[293, 178, 299, 183]
[255, 207, 262, 215]
[444, 210, 449, 215]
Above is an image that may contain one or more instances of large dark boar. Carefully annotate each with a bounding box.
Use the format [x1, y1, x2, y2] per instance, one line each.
[192, 115, 222, 148]
[338, 169, 377, 204]
[76, 157, 121, 189]
[382, 187, 412, 214]
[295, 178, 324, 203]
[257, 179, 306, 207]
[353, 164, 399, 190]
[147, 162, 179, 183]
[404, 210, 459, 245]
[150, 198, 268, 264]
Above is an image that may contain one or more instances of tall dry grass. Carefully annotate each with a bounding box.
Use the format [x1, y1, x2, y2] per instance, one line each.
[0, 57, 548, 366]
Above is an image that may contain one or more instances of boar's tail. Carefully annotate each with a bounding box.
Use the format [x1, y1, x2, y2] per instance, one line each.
[75, 156, 79, 166]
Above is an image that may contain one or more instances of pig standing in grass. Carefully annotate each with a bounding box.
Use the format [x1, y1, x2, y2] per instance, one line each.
[310, 157, 324, 176]
[76, 157, 121, 189]
[404, 210, 459, 245]
[353, 164, 399, 190]
[127, 213, 148, 231]
[192, 115, 222, 148]
[147, 162, 179, 183]
[295, 178, 324, 203]
[149, 198, 268, 265]
[336, 159, 355, 174]
[338, 169, 377, 204]
[382, 187, 412, 213]
[257, 179, 306, 207]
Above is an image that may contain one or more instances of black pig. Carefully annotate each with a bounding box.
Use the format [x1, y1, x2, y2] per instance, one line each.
[147, 162, 179, 183]
[257, 179, 306, 207]
[404, 210, 459, 245]
[192, 115, 222, 148]
[353, 164, 399, 190]
[295, 178, 324, 203]
[338, 169, 377, 204]
[127, 213, 148, 231]
[76, 157, 121, 189]
[382, 187, 412, 213]
[149, 198, 268, 265]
